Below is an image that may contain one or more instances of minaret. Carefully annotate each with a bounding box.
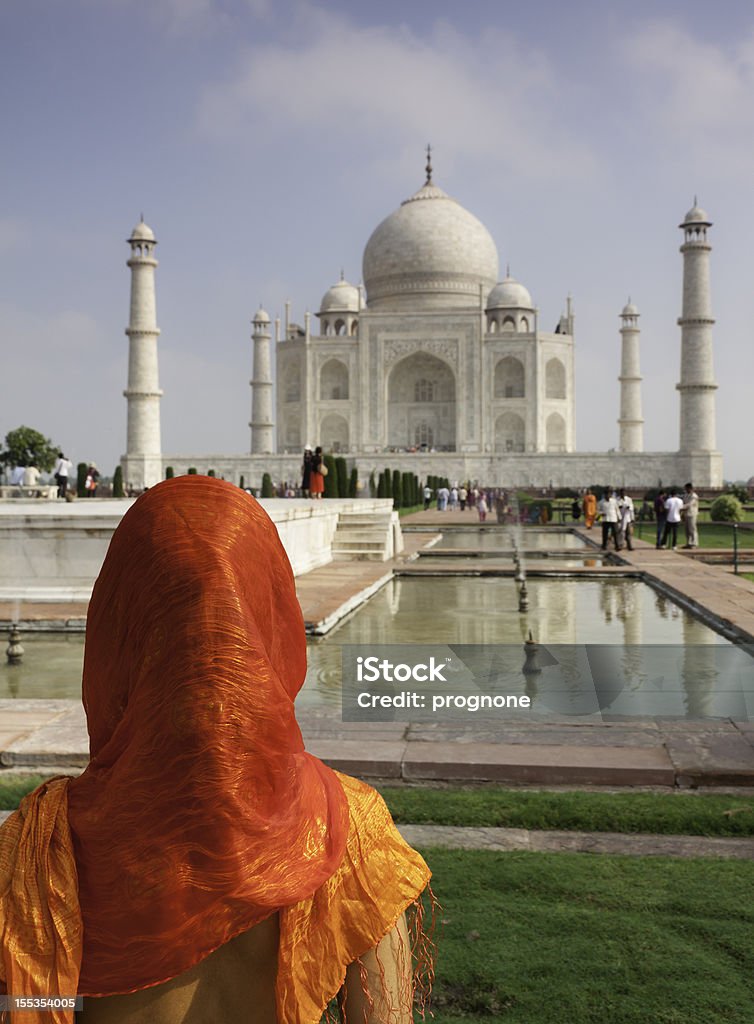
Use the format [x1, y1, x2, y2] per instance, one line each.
[122, 218, 163, 490]
[618, 300, 644, 452]
[249, 307, 274, 454]
[677, 202, 717, 452]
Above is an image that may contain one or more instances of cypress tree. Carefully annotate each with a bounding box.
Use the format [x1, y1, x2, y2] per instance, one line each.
[392, 469, 402, 509]
[165, 466, 174, 480]
[335, 456, 348, 499]
[349, 467, 358, 498]
[112, 465, 124, 498]
[188, 467, 197, 475]
[324, 454, 338, 497]
[208, 469, 216, 478]
[76, 462, 88, 497]
[261, 473, 274, 497]
[239, 474, 245, 489]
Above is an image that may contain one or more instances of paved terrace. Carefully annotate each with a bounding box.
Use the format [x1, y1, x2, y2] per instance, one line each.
[1, 511, 753, 787]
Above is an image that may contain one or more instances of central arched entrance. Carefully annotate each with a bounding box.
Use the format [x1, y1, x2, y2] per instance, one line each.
[387, 352, 456, 450]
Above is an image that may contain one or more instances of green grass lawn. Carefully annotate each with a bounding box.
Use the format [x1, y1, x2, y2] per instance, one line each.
[380, 787, 754, 837]
[0, 774, 55, 809]
[425, 848, 754, 1023]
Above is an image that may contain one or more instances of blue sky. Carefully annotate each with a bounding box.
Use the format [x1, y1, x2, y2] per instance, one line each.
[1, 0, 752, 478]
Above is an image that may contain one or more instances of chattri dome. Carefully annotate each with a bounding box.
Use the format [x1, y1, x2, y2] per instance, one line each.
[681, 202, 710, 226]
[319, 276, 360, 314]
[486, 274, 533, 310]
[621, 300, 639, 317]
[362, 179, 498, 311]
[129, 218, 155, 242]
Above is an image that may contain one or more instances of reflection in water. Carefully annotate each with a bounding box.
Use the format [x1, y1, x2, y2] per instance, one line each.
[3, 580, 752, 720]
[432, 530, 588, 551]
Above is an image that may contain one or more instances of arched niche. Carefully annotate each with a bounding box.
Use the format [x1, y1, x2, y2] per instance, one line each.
[545, 358, 566, 399]
[495, 412, 525, 452]
[320, 358, 349, 400]
[387, 352, 456, 450]
[320, 413, 349, 453]
[546, 411, 566, 451]
[494, 356, 525, 399]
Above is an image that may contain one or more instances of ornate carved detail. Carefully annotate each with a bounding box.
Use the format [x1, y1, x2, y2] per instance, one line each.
[383, 339, 459, 369]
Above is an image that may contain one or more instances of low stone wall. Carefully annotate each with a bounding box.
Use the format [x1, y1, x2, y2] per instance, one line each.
[0, 498, 396, 589]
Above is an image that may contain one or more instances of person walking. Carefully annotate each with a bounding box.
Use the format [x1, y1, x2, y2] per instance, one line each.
[53, 451, 73, 499]
[617, 488, 635, 551]
[437, 484, 449, 511]
[449, 486, 459, 511]
[661, 489, 684, 550]
[459, 485, 468, 511]
[654, 490, 667, 549]
[423, 484, 432, 510]
[599, 488, 620, 550]
[582, 489, 597, 529]
[682, 482, 699, 549]
[477, 492, 488, 523]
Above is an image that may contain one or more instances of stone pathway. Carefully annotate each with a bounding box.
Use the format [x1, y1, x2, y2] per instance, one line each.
[2, 700, 753, 787]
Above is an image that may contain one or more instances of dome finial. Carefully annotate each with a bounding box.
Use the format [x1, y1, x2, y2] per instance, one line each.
[693, 194, 698, 206]
[425, 143, 433, 185]
[506, 263, 510, 278]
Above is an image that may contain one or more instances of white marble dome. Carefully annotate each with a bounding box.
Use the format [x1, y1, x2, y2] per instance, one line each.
[319, 277, 360, 314]
[363, 181, 499, 310]
[682, 203, 710, 226]
[621, 300, 639, 317]
[486, 274, 533, 310]
[253, 306, 271, 324]
[129, 218, 155, 242]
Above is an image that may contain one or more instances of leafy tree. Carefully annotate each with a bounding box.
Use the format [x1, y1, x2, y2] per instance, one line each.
[1, 425, 59, 472]
[726, 483, 749, 504]
[165, 466, 174, 479]
[112, 465, 125, 498]
[261, 473, 274, 497]
[710, 494, 743, 522]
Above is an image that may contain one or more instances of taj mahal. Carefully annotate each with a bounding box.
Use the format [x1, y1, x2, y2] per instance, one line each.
[121, 153, 723, 492]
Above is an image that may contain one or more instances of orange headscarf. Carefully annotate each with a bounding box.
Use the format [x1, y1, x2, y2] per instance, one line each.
[66, 477, 349, 993]
[1, 477, 431, 1022]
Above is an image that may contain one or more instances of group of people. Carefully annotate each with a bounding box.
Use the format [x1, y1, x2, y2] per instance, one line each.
[423, 483, 494, 521]
[6, 454, 101, 499]
[301, 445, 326, 498]
[580, 483, 699, 552]
[654, 483, 699, 550]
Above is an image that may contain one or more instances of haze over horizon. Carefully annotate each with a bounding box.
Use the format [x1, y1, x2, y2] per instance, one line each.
[2, 0, 752, 481]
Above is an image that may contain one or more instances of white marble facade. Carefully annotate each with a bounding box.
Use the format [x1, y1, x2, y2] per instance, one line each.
[274, 172, 576, 461]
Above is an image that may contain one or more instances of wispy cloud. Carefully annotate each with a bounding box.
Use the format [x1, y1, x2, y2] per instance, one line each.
[196, 7, 598, 181]
[624, 20, 754, 177]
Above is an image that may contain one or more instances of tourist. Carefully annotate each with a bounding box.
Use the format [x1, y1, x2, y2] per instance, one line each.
[661, 488, 684, 550]
[582, 488, 597, 529]
[0, 478, 433, 1021]
[22, 463, 41, 494]
[450, 486, 458, 510]
[599, 488, 620, 550]
[459, 485, 468, 511]
[437, 484, 449, 511]
[654, 490, 667, 548]
[310, 446, 325, 499]
[617, 488, 635, 551]
[571, 498, 581, 521]
[423, 483, 432, 510]
[53, 451, 73, 499]
[301, 445, 313, 498]
[478, 492, 488, 522]
[682, 482, 699, 549]
[85, 463, 100, 497]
